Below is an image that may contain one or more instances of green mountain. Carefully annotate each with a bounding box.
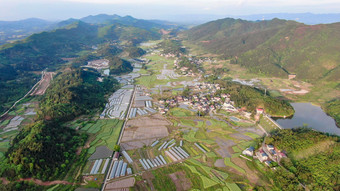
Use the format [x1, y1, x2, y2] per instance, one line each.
[80, 14, 174, 30]
[1, 69, 119, 180]
[183, 18, 340, 82]
[0, 19, 160, 113]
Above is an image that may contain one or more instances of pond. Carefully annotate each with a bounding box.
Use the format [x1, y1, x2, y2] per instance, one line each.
[275, 103, 340, 136]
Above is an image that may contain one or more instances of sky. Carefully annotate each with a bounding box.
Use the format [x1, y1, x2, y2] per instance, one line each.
[0, 0, 340, 21]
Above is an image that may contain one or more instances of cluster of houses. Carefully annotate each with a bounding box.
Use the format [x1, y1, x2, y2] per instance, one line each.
[242, 144, 286, 167]
[157, 83, 240, 114]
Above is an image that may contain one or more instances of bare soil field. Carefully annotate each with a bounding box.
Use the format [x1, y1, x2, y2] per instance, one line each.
[214, 159, 227, 168]
[121, 114, 170, 150]
[142, 172, 155, 190]
[105, 177, 135, 190]
[31, 72, 54, 96]
[215, 137, 236, 158]
[168, 171, 192, 191]
[231, 157, 260, 185]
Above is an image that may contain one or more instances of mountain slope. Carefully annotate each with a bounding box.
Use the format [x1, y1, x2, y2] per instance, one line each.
[183, 18, 340, 82]
[80, 14, 173, 30]
[0, 19, 160, 113]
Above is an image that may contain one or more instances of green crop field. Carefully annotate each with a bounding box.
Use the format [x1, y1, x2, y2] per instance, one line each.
[84, 119, 123, 153]
[224, 157, 246, 174]
[226, 183, 242, 191]
[183, 130, 198, 142]
[243, 132, 260, 139]
[232, 145, 242, 153]
[135, 75, 167, 88]
[170, 107, 195, 117]
[180, 119, 196, 127]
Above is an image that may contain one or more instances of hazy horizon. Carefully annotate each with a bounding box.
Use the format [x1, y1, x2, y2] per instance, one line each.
[1, 0, 340, 21]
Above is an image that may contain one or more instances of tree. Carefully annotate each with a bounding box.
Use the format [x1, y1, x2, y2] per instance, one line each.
[114, 145, 121, 152]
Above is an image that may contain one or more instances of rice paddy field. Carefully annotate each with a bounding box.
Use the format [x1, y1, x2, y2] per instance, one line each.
[82, 119, 124, 154]
[67, 118, 124, 154]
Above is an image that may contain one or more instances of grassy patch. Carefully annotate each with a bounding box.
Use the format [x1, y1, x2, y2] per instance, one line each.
[243, 132, 260, 139]
[170, 108, 194, 117]
[84, 119, 123, 151]
[226, 183, 242, 191]
[135, 75, 167, 88]
[232, 145, 241, 153]
[259, 116, 277, 133]
[224, 157, 246, 174]
[151, 163, 203, 191]
[180, 119, 196, 127]
[183, 130, 198, 142]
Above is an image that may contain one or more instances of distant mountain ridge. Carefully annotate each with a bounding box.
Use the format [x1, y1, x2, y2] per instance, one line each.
[236, 13, 340, 25]
[183, 18, 340, 82]
[0, 14, 176, 44]
[163, 13, 340, 25]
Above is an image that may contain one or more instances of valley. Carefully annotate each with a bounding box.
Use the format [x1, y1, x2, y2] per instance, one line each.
[0, 14, 339, 191]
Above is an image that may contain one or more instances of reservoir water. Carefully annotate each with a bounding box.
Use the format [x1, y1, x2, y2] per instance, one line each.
[275, 103, 340, 136]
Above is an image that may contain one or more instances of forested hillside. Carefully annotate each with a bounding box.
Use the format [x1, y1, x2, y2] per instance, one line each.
[0, 17, 161, 114]
[39, 69, 120, 122]
[183, 18, 340, 82]
[217, 80, 294, 116]
[265, 128, 340, 190]
[324, 99, 340, 127]
[0, 69, 119, 180]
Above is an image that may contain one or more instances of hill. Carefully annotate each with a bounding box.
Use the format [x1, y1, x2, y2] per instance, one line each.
[0, 69, 119, 180]
[324, 99, 340, 127]
[0, 19, 160, 114]
[183, 18, 340, 82]
[80, 14, 173, 30]
[237, 13, 340, 25]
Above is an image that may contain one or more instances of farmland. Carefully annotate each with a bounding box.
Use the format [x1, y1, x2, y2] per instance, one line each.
[68, 118, 124, 154]
[0, 100, 38, 159]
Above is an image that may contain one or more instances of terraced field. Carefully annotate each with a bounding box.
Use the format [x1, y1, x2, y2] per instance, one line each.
[72, 119, 124, 154]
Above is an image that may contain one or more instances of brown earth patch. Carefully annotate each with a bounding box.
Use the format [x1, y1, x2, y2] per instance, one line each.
[17, 178, 75, 186]
[31, 72, 54, 96]
[121, 114, 170, 150]
[214, 159, 226, 168]
[231, 157, 260, 184]
[141, 171, 155, 191]
[168, 171, 192, 191]
[105, 177, 135, 190]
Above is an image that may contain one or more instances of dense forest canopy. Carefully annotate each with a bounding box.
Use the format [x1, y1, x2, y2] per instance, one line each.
[158, 39, 185, 55]
[39, 69, 119, 122]
[217, 80, 294, 116]
[125, 47, 146, 58]
[0, 69, 119, 180]
[3, 121, 87, 180]
[107, 56, 133, 75]
[324, 99, 340, 127]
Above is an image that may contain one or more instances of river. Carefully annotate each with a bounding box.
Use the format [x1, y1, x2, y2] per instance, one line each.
[275, 103, 340, 136]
